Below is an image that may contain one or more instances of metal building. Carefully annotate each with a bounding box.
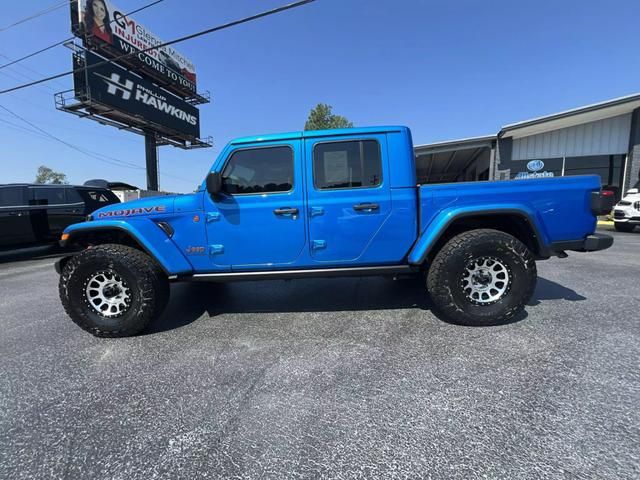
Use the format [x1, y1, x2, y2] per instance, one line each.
[414, 93, 640, 200]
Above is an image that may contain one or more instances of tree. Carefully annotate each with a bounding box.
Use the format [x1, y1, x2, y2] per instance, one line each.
[304, 103, 353, 131]
[34, 165, 69, 184]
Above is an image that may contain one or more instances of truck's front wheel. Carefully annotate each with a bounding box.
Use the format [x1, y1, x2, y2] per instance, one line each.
[426, 229, 537, 326]
[59, 244, 169, 337]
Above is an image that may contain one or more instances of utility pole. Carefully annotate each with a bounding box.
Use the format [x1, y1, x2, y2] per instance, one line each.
[144, 130, 159, 191]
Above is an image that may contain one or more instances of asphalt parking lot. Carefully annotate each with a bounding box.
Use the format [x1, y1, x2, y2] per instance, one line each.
[1, 229, 639, 479]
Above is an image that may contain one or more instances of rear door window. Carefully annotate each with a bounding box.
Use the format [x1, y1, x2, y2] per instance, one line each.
[30, 187, 66, 206]
[65, 188, 84, 204]
[313, 140, 382, 190]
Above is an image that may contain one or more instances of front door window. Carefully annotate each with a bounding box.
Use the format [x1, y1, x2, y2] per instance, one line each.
[222, 146, 293, 195]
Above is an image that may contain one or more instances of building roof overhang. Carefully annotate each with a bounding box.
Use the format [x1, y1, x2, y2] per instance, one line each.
[500, 93, 640, 139]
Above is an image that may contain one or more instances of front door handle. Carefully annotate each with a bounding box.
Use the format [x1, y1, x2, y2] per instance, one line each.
[353, 203, 379, 211]
[274, 207, 299, 216]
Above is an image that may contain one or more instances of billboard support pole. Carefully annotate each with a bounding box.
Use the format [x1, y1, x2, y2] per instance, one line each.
[144, 130, 159, 191]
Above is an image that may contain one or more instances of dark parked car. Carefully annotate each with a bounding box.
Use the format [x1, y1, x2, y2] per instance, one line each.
[0, 184, 119, 251]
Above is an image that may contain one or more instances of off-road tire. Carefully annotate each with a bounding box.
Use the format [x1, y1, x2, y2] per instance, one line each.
[59, 244, 169, 337]
[426, 229, 537, 326]
[614, 222, 635, 233]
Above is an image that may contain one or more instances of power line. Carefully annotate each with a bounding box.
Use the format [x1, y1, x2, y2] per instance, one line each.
[0, 105, 139, 143]
[0, 1, 69, 33]
[0, 104, 199, 184]
[0, 117, 52, 139]
[0, 52, 67, 89]
[0, 0, 317, 95]
[0, 0, 165, 71]
[0, 103, 143, 169]
[0, 63, 59, 95]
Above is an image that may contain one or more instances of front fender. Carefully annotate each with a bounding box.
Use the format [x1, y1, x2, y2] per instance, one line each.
[408, 204, 547, 265]
[62, 219, 193, 276]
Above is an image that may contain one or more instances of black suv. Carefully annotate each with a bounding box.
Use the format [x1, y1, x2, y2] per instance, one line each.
[0, 184, 119, 250]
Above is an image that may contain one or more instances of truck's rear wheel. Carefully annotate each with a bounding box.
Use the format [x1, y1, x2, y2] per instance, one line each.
[426, 229, 537, 326]
[59, 244, 169, 337]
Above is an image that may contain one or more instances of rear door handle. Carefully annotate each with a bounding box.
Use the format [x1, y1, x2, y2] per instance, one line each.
[353, 203, 379, 211]
[274, 207, 299, 216]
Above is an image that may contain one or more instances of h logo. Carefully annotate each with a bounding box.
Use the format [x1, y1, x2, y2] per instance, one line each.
[96, 73, 134, 100]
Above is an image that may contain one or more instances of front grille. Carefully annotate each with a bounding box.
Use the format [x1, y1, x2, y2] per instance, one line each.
[613, 210, 626, 219]
[635, 201, 640, 211]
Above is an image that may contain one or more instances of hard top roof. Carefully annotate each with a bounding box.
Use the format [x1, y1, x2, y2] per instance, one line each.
[230, 126, 408, 145]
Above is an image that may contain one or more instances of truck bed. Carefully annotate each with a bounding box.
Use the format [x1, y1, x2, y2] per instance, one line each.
[418, 175, 601, 246]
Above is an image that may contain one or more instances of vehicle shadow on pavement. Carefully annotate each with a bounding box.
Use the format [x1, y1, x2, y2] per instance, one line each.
[146, 276, 431, 334]
[528, 277, 587, 305]
[146, 275, 584, 334]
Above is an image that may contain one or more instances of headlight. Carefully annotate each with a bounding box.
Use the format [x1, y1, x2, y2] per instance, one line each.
[86, 214, 93, 221]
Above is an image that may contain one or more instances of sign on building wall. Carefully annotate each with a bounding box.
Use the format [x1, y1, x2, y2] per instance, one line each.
[513, 159, 559, 179]
[76, 51, 200, 138]
[72, 0, 197, 96]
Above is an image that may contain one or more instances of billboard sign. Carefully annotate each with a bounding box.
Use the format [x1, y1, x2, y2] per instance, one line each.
[78, 51, 200, 138]
[73, 0, 197, 96]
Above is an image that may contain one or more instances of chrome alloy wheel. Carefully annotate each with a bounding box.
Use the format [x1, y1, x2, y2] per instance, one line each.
[461, 256, 511, 305]
[84, 270, 131, 317]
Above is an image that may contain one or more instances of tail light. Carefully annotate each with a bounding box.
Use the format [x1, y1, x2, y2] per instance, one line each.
[591, 190, 616, 216]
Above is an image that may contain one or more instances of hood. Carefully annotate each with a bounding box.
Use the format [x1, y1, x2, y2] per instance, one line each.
[622, 192, 640, 201]
[618, 191, 640, 205]
[92, 195, 178, 220]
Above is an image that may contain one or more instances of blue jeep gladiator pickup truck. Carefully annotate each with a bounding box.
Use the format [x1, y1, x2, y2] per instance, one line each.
[56, 126, 614, 337]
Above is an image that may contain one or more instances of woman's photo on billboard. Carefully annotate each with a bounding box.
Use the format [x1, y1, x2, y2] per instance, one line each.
[82, 0, 113, 45]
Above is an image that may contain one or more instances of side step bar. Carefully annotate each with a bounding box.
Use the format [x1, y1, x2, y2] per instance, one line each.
[187, 265, 416, 282]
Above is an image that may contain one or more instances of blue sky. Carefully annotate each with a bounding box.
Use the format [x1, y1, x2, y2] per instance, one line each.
[1, 0, 639, 192]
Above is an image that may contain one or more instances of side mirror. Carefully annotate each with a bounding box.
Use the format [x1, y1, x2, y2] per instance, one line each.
[626, 188, 639, 195]
[206, 172, 222, 196]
